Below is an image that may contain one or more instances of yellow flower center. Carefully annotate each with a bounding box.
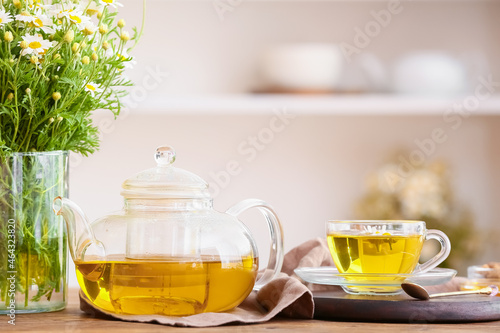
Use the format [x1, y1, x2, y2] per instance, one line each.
[86, 84, 96, 91]
[21, 11, 30, 16]
[69, 15, 82, 24]
[34, 18, 43, 27]
[102, 0, 114, 4]
[29, 41, 42, 49]
[0, 18, 3, 24]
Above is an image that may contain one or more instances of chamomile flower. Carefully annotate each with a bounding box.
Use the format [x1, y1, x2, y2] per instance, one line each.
[95, 41, 114, 58]
[99, 0, 123, 9]
[15, 11, 34, 23]
[19, 34, 53, 56]
[15, 9, 55, 34]
[117, 50, 136, 69]
[79, 1, 103, 16]
[52, 1, 79, 14]
[82, 22, 97, 35]
[53, 6, 90, 29]
[67, 10, 91, 30]
[52, 6, 73, 20]
[4, 31, 13, 42]
[0, 9, 14, 26]
[84, 82, 103, 97]
[32, 14, 56, 34]
[363, 225, 389, 235]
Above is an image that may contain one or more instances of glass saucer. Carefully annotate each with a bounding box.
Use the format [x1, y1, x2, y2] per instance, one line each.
[294, 267, 457, 295]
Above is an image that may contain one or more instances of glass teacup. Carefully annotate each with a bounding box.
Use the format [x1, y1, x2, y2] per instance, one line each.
[326, 220, 451, 295]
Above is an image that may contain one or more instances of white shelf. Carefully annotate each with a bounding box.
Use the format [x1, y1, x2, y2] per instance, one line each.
[119, 94, 500, 116]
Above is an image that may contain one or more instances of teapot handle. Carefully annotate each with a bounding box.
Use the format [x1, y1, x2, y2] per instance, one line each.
[226, 199, 284, 290]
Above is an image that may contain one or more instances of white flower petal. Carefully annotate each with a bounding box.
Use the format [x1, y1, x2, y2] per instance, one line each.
[0, 9, 14, 26]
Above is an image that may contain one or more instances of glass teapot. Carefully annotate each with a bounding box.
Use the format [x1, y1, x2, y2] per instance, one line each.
[54, 146, 284, 316]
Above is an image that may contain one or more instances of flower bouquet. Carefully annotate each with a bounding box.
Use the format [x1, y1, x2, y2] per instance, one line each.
[0, 0, 142, 313]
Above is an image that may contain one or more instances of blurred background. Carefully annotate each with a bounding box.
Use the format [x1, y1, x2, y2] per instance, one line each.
[69, 0, 500, 286]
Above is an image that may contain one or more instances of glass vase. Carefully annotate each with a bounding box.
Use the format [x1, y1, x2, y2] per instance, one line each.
[0, 151, 69, 313]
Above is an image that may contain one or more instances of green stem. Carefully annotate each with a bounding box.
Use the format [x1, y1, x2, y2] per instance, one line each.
[11, 55, 22, 146]
[96, 40, 125, 101]
[25, 239, 30, 307]
[128, 0, 146, 52]
[18, 116, 33, 151]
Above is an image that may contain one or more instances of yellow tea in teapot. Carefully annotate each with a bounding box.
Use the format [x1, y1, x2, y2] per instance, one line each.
[75, 255, 258, 316]
[327, 233, 424, 277]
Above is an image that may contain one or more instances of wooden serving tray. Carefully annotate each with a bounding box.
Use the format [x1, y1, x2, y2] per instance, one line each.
[313, 290, 500, 323]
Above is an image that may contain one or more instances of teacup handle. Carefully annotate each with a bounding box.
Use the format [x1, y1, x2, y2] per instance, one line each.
[415, 229, 451, 274]
[226, 199, 284, 290]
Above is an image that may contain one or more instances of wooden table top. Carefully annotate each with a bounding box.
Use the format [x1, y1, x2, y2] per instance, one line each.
[3, 289, 500, 332]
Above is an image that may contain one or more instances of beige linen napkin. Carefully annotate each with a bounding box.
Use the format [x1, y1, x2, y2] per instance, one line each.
[79, 238, 464, 326]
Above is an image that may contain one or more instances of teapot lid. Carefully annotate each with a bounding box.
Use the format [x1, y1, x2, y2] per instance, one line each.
[121, 146, 210, 199]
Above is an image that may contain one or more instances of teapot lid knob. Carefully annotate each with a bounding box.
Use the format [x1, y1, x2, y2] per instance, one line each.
[155, 146, 176, 166]
[122, 145, 210, 199]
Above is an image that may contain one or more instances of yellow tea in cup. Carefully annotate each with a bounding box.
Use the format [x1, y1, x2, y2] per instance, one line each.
[327, 233, 424, 275]
[326, 220, 451, 295]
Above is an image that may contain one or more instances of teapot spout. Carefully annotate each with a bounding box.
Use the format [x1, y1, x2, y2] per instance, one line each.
[53, 197, 105, 262]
